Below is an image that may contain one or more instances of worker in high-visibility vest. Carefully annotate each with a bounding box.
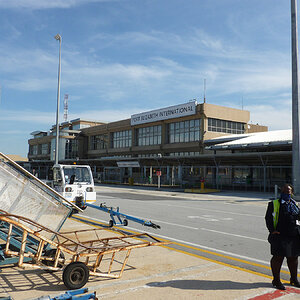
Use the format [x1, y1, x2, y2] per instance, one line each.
[265, 184, 300, 290]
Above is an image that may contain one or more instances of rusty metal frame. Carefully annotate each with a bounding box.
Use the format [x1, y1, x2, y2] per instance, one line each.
[0, 211, 169, 279]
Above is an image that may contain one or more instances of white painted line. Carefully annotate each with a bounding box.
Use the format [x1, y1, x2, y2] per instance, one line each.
[84, 211, 199, 230]
[78, 214, 270, 267]
[77, 215, 298, 272]
[124, 214, 199, 230]
[200, 228, 267, 242]
[96, 197, 263, 218]
[145, 230, 272, 266]
[188, 215, 219, 221]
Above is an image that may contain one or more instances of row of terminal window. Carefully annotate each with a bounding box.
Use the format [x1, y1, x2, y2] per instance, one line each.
[208, 118, 245, 134]
[30, 139, 79, 158]
[30, 118, 245, 155]
[89, 118, 245, 150]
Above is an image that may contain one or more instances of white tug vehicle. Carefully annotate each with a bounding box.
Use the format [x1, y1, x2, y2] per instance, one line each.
[51, 164, 96, 205]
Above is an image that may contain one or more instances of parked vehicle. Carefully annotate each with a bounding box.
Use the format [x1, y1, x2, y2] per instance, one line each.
[50, 164, 96, 205]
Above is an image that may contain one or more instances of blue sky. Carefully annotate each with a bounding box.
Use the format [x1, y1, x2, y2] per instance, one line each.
[0, 0, 295, 157]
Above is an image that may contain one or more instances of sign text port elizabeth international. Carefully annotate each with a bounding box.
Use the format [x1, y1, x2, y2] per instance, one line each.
[131, 101, 197, 126]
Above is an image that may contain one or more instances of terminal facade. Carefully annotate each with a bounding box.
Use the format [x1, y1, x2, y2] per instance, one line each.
[26, 101, 293, 192]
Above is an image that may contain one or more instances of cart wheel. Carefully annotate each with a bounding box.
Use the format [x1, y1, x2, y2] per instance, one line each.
[63, 262, 89, 290]
[109, 220, 114, 227]
[123, 219, 128, 226]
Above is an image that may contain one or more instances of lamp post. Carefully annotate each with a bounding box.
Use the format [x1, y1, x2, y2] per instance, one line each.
[54, 34, 62, 165]
[291, 0, 300, 199]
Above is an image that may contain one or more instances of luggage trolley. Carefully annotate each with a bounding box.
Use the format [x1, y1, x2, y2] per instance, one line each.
[0, 152, 79, 263]
[0, 153, 169, 289]
[0, 211, 168, 289]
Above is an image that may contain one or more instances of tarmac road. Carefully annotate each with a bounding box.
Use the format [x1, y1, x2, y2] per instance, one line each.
[2, 184, 300, 299]
[80, 185, 299, 282]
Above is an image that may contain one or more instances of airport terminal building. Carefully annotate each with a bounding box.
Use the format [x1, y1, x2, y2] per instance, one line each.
[27, 101, 293, 192]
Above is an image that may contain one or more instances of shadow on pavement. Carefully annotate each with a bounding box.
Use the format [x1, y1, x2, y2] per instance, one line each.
[147, 280, 271, 290]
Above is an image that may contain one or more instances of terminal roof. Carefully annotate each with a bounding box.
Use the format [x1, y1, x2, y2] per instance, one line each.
[206, 129, 292, 150]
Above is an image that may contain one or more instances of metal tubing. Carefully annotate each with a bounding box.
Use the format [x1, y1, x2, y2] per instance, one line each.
[54, 34, 62, 165]
[108, 252, 116, 274]
[18, 229, 28, 267]
[5, 223, 12, 254]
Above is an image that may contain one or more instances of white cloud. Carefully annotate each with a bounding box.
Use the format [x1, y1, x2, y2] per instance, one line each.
[0, 109, 55, 124]
[68, 109, 133, 123]
[0, 107, 133, 126]
[0, 26, 292, 115]
[5, 78, 56, 91]
[210, 64, 291, 96]
[245, 102, 292, 130]
[85, 29, 291, 99]
[89, 28, 288, 62]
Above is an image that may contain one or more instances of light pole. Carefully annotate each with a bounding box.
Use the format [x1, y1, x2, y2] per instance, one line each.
[291, 0, 300, 199]
[54, 34, 62, 165]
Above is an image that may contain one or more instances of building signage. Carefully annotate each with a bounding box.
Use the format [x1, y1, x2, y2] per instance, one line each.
[131, 101, 197, 126]
[117, 161, 140, 167]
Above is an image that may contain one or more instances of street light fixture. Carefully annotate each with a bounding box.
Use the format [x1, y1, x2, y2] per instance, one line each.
[54, 34, 62, 165]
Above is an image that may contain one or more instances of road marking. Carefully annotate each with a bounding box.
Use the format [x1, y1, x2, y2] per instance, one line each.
[188, 215, 218, 221]
[188, 215, 233, 222]
[73, 214, 270, 267]
[86, 210, 265, 244]
[248, 287, 300, 299]
[200, 228, 267, 242]
[72, 215, 293, 277]
[116, 212, 199, 230]
[144, 231, 271, 266]
[84, 212, 199, 230]
[95, 197, 263, 218]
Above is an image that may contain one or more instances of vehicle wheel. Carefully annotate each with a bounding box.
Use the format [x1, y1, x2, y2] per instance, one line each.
[123, 219, 128, 226]
[109, 220, 114, 227]
[62, 262, 89, 290]
[70, 208, 79, 216]
[42, 249, 65, 268]
[75, 196, 86, 209]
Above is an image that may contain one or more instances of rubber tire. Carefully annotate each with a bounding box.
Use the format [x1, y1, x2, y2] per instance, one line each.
[109, 220, 114, 227]
[62, 262, 89, 290]
[123, 219, 128, 226]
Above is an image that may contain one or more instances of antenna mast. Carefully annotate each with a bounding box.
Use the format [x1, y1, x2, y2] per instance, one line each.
[203, 79, 206, 103]
[64, 94, 68, 122]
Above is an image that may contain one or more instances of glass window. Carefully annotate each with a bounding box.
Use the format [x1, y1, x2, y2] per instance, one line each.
[92, 134, 108, 150]
[32, 145, 38, 155]
[168, 119, 201, 143]
[137, 125, 162, 146]
[41, 144, 48, 155]
[112, 130, 132, 148]
[65, 139, 79, 159]
[208, 118, 245, 134]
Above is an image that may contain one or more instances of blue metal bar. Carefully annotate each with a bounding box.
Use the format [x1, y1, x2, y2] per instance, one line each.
[46, 288, 97, 299]
[85, 203, 160, 229]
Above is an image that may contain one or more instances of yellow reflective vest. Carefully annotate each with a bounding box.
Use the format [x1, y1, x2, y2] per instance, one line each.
[272, 199, 280, 230]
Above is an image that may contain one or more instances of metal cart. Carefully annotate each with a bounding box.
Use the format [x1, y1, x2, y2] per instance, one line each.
[0, 211, 168, 289]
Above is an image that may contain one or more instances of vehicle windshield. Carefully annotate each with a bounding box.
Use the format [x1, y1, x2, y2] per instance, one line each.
[63, 166, 92, 184]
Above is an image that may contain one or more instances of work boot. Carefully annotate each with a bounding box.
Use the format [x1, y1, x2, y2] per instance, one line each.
[272, 280, 286, 290]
